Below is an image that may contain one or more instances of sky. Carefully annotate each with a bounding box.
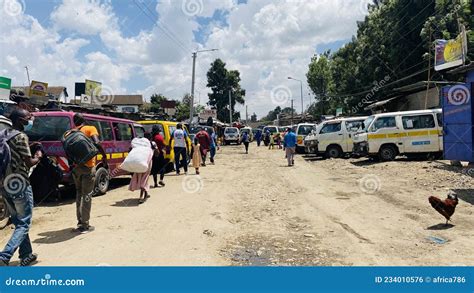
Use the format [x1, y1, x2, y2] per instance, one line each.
[0, 0, 369, 118]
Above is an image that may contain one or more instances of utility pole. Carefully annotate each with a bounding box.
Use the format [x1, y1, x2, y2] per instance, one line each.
[291, 99, 294, 127]
[228, 89, 232, 125]
[245, 104, 248, 124]
[189, 49, 218, 125]
[288, 77, 304, 115]
[190, 52, 197, 124]
[25, 66, 31, 86]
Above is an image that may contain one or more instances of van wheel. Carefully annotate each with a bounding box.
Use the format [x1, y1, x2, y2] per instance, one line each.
[94, 167, 110, 196]
[378, 145, 397, 161]
[326, 145, 342, 158]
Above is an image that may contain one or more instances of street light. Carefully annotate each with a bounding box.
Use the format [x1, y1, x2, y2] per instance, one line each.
[288, 76, 304, 115]
[190, 48, 219, 124]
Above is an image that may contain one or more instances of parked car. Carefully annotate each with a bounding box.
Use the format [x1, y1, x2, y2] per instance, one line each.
[240, 127, 253, 141]
[304, 117, 367, 158]
[353, 109, 443, 161]
[295, 123, 317, 153]
[223, 127, 240, 145]
[137, 120, 192, 163]
[26, 112, 145, 195]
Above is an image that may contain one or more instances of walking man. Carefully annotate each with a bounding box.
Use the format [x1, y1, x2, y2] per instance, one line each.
[169, 123, 189, 175]
[284, 127, 297, 166]
[255, 130, 262, 147]
[0, 108, 42, 266]
[71, 113, 107, 233]
[241, 131, 250, 154]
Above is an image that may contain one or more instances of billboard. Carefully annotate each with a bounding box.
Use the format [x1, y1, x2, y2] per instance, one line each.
[199, 109, 217, 120]
[29, 80, 49, 105]
[0, 76, 12, 101]
[434, 32, 466, 71]
[85, 79, 102, 101]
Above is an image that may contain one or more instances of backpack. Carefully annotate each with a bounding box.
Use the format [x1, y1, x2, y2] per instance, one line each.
[0, 129, 21, 185]
[61, 127, 99, 165]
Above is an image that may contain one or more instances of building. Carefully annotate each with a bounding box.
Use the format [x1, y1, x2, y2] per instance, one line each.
[105, 95, 144, 113]
[364, 81, 460, 113]
[12, 86, 69, 103]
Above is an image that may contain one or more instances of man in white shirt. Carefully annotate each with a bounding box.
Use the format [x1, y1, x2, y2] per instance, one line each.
[169, 123, 189, 175]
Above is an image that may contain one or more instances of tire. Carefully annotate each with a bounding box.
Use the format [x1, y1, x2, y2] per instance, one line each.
[378, 145, 397, 161]
[0, 199, 10, 230]
[326, 145, 342, 158]
[94, 167, 110, 196]
[296, 146, 305, 154]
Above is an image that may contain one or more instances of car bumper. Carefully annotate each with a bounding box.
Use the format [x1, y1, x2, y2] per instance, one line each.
[304, 141, 318, 154]
[353, 142, 369, 156]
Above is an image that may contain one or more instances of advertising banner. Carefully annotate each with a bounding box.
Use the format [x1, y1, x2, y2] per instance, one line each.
[29, 80, 49, 105]
[85, 79, 102, 104]
[434, 33, 466, 71]
[0, 76, 12, 101]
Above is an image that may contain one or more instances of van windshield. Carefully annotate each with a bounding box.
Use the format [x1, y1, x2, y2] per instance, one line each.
[226, 128, 238, 133]
[298, 125, 314, 135]
[25, 116, 71, 141]
[361, 116, 375, 132]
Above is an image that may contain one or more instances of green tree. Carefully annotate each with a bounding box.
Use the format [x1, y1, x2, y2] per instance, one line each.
[149, 93, 168, 113]
[207, 59, 246, 122]
[175, 93, 204, 121]
[250, 112, 257, 122]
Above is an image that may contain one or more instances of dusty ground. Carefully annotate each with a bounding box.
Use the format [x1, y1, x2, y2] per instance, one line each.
[1, 143, 473, 266]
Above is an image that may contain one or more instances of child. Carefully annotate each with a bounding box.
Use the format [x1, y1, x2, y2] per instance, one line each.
[275, 133, 282, 149]
[268, 134, 275, 150]
[192, 138, 202, 175]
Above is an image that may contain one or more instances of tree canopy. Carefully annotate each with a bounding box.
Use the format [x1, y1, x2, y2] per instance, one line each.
[207, 58, 246, 122]
[306, 0, 473, 118]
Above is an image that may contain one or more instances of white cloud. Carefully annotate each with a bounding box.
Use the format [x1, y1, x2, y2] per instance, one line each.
[51, 0, 118, 35]
[1, 0, 366, 116]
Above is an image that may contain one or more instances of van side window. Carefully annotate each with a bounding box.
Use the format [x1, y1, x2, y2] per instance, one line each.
[402, 115, 435, 130]
[345, 120, 363, 132]
[114, 123, 133, 141]
[373, 117, 396, 131]
[100, 121, 114, 141]
[436, 113, 443, 127]
[320, 123, 341, 134]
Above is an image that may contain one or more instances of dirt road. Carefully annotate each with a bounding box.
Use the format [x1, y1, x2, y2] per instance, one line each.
[1, 143, 473, 266]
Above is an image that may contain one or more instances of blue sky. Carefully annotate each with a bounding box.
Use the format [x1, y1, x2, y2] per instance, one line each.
[0, 0, 366, 117]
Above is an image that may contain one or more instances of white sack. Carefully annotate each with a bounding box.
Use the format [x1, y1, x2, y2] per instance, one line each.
[121, 145, 152, 173]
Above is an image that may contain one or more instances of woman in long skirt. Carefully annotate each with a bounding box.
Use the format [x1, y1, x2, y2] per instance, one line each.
[129, 135, 154, 204]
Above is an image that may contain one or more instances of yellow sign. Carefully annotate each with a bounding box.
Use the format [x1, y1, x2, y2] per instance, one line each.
[85, 79, 102, 99]
[29, 80, 48, 97]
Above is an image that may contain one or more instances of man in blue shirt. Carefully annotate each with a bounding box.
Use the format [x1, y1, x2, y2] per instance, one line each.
[283, 127, 297, 166]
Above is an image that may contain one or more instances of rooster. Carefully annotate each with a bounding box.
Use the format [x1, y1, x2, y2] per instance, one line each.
[428, 191, 459, 225]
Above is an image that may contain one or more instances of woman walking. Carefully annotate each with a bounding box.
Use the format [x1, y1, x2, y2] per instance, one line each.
[150, 125, 167, 188]
[192, 138, 202, 175]
[128, 135, 153, 204]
